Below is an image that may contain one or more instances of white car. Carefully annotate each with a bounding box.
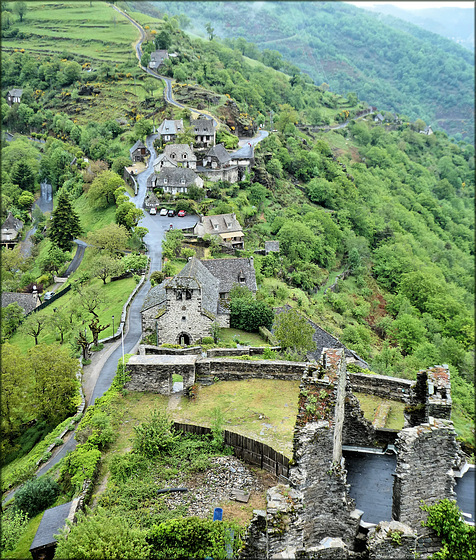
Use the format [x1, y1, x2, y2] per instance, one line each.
[159, 208, 168, 216]
[44, 291, 55, 300]
[149, 207, 157, 215]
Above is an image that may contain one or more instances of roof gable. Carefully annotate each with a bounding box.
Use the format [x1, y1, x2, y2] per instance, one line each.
[200, 257, 257, 294]
[30, 502, 73, 551]
[130, 140, 146, 155]
[191, 118, 214, 134]
[206, 143, 231, 164]
[1, 292, 39, 314]
[2, 212, 24, 232]
[157, 167, 198, 186]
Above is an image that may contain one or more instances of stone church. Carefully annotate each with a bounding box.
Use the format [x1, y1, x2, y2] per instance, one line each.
[141, 256, 257, 345]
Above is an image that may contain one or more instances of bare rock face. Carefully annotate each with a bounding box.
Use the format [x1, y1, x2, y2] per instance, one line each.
[218, 99, 256, 137]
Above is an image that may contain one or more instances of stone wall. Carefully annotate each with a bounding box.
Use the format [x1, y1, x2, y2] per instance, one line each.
[392, 419, 461, 558]
[367, 521, 417, 559]
[195, 358, 306, 385]
[348, 372, 413, 403]
[139, 344, 202, 355]
[125, 355, 197, 394]
[200, 165, 239, 183]
[343, 392, 377, 448]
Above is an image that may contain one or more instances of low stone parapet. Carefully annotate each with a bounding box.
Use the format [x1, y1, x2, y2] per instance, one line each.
[348, 372, 413, 402]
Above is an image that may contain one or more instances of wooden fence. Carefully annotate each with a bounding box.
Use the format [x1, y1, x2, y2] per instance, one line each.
[173, 422, 290, 478]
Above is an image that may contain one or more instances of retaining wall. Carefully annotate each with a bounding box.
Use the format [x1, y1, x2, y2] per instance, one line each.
[348, 372, 413, 402]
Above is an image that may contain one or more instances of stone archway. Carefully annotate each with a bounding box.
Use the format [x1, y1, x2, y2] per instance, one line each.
[178, 332, 191, 346]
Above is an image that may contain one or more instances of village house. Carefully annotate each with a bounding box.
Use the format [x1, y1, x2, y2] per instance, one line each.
[229, 142, 255, 179]
[373, 113, 384, 123]
[156, 119, 184, 144]
[193, 213, 244, 249]
[420, 125, 434, 135]
[148, 49, 169, 70]
[6, 88, 23, 106]
[198, 143, 239, 183]
[141, 256, 257, 345]
[129, 140, 149, 162]
[153, 143, 197, 171]
[151, 167, 203, 196]
[1, 212, 24, 249]
[191, 116, 215, 148]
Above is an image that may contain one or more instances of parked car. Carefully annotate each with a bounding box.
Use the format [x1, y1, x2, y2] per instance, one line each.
[149, 207, 157, 215]
[44, 291, 55, 300]
[168, 209, 175, 217]
[178, 210, 186, 217]
[159, 208, 168, 216]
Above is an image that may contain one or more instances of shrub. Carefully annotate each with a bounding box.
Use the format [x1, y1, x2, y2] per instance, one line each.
[109, 453, 149, 484]
[59, 444, 101, 493]
[132, 410, 179, 458]
[201, 336, 214, 344]
[230, 299, 274, 332]
[14, 476, 60, 518]
[147, 516, 242, 560]
[1, 507, 29, 552]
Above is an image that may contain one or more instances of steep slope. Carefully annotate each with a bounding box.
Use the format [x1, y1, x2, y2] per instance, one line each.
[144, 0, 474, 142]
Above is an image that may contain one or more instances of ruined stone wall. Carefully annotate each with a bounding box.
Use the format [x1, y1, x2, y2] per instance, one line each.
[392, 419, 461, 558]
[367, 521, 417, 560]
[343, 392, 377, 448]
[195, 358, 305, 384]
[348, 372, 413, 402]
[125, 355, 197, 394]
[139, 344, 202, 355]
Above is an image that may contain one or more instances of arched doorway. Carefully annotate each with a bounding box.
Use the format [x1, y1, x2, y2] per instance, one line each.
[178, 332, 190, 346]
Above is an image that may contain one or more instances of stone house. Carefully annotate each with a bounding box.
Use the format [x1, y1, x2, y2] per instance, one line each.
[156, 119, 184, 143]
[193, 213, 244, 249]
[6, 88, 23, 105]
[199, 143, 239, 183]
[153, 144, 197, 171]
[420, 125, 433, 135]
[191, 117, 215, 147]
[148, 49, 169, 70]
[374, 113, 384, 123]
[229, 142, 255, 179]
[129, 140, 149, 162]
[1, 212, 24, 248]
[264, 240, 280, 255]
[141, 256, 257, 345]
[152, 167, 204, 195]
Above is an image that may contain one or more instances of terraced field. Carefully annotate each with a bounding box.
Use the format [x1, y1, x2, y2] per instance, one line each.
[2, 1, 139, 63]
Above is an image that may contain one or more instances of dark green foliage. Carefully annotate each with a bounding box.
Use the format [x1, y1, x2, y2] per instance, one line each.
[11, 161, 35, 192]
[147, 516, 242, 560]
[14, 475, 60, 518]
[230, 299, 274, 332]
[1, 302, 24, 341]
[420, 499, 476, 559]
[49, 190, 82, 252]
[2, 420, 51, 467]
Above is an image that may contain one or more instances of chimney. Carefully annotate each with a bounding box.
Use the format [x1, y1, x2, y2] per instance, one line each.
[249, 256, 254, 267]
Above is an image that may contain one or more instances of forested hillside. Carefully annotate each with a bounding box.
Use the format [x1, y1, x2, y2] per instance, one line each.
[145, 0, 475, 142]
[1, 0, 474, 454]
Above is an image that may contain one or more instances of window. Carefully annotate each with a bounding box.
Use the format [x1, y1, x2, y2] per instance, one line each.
[213, 224, 218, 230]
[176, 290, 182, 300]
[239, 273, 246, 283]
[163, 178, 168, 184]
[183, 153, 187, 159]
[181, 178, 185, 184]
[171, 152, 176, 159]
[182, 316, 186, 321]
[185, 290, 192, 300]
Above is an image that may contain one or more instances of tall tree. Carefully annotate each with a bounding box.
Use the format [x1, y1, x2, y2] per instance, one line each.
[273, 308, 316, 358]
[14, 1, 27, 22]
[49, 190, 82, 252]
[86, 223, 130, 255]
[29, 344, 78, 426]
[19, 313, 48, 345]
[88, 170, 124, 209]
[11, 161, 35, 192]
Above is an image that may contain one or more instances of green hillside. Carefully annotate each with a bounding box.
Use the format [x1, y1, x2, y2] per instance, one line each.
[146, 0, 475, 142]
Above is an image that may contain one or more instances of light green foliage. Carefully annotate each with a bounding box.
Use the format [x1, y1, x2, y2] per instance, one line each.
[161, 229, 184, 259]
[14, 475, 60, 518]
[122, 253, 149, 273]
[91, 254, 124, 284]
[132, 410, 179, 458]
[147, 516, 242, 560]
[59, 444, 101, 494]
[1, 302, 24, 341]
[420, 499, 476, 559]
[54, 506, 151, 559]
[87, 223, 130, 255]
[0, 507, 29, 552]
[88, 170, 125, 209]
[273, 308, 316, 358]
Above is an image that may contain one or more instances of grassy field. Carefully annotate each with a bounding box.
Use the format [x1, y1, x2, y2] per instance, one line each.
[217, 328, 268, 347]
[2, 2, 139, 63]
[354, 392, 405, 431]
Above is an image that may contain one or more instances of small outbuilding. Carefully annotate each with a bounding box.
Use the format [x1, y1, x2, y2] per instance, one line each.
[29, 501, 77, 560]
[129, 140, 149, 162]
[6, 88, 23, 105]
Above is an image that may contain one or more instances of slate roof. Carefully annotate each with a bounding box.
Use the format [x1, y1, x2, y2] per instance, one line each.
[147, 172, 158, 188]
[157, 119, 184, 136]
[374, 113, 384, 122]
[206, 143, 231, 165]
[29, 502, 73, 552]
[194, 213, 243, 238]
[265, 240, 280, 253]
[142, 257, 220, 316]
[8, 88, 23, 98]
[200, 257, 257, 294]
[156, 167, 199, 187]
[1, 292, 39, 314]
[1, 212, 24, 233]
[149, 49, 169, 68]
[191, 118, 214, 134]
[142, 283, 166, 313]
[129, 140, 147, 156]
[164, 143, 196, 161]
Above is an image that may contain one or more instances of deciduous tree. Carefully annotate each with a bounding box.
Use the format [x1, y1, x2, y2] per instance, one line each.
[88, 170, 125, 209]
[273, 308, 316, 358]
[86, 223, 130, 255]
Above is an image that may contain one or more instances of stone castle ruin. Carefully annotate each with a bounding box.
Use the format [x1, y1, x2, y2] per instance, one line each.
[125, 348, 468, 559]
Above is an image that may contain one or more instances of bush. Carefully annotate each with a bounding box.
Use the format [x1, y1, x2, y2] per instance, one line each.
[109, 453, 149, 484]
[201, 336, 214, 344]
[59, 444, 101, 493]
[132, 410, 179, 458]
[147, 516, 241, 560]
[150, 270, 165, 286]
[1, 507, 29, 552]
[230, 299, 274, 332]
[14, 476, 60, 518]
